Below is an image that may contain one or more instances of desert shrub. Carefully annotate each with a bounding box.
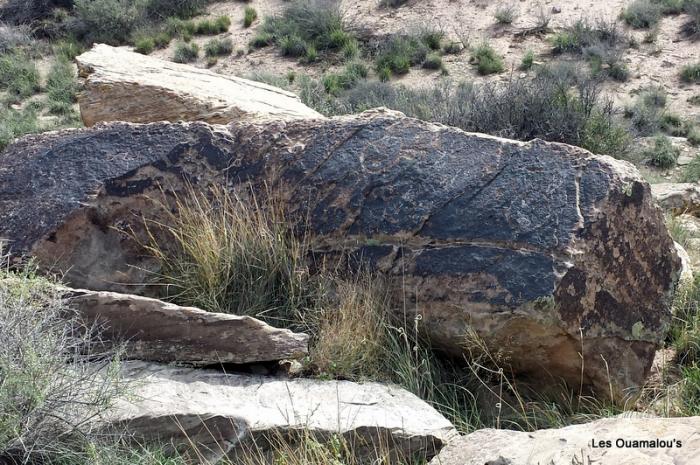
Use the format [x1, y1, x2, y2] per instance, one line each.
[682, 0, 700, 38]
[244, 6, 258, 28]
[470, 42, 504, 75]
[644, 135, 679, 168]
[0, 52, 40, 101]
[420, 26, 444, 50]
[280, 33, 308, 57]
[681, 155, 700, 181]
[0, 25, 33, 54]
[54, 38, 85, 60]
[494, 3, 518, 24]
[259, 0, 352, 59]
[624, 86, 668, 135]
[688, 126, 700, 145]
[144, 0, 208, 19]
[317, 66, 629, 156]
[0, 0, 71, 24]
[654, 0, 685, 14]
[194, 15, 231, 35]
[204, 37, 233, 57]
[551, 18, 627, 53]
[172, 41, 199, 62]
[680, 62, 700, 83]
[659, 113, 690, 136]
[443, 41, 462, 54]
[0, 261, 121, 463]
[621, 0, 663, 28]
[378, 0, 409, 7]
[374, 34, 429, 78]
[520, 49, 535, 70]
[134, 36, 155, 54]
[0, 105, 40, 152]
[422, 52, 443, 70]
[73, 0, 146, 44]
[46, 57, 77, 115]
[322, 62, 368, 94]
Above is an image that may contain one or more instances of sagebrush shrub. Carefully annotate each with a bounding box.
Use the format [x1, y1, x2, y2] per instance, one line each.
[172, 41, 199, 62]
[622, 0, 662, 28]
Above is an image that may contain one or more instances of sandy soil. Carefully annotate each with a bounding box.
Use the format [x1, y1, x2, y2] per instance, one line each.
[142, 0, 699, 122]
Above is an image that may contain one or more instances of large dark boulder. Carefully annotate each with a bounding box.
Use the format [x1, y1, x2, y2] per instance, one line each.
[0, 109, 681, 399]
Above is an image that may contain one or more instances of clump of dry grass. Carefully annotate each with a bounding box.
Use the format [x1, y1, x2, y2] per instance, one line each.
[142, 185, 314, 328]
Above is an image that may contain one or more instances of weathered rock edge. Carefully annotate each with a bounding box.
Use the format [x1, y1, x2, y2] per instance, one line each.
[428, 415, 700, 465]
[75, 44, 322, 126]
[64, 288, 309, 365]
[0, 110, 681, 399]
[110, 361, 457, 463]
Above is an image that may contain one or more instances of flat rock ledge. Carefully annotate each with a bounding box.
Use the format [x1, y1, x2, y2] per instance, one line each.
[66, 288, 308, 365]
[75, 44, 322, 126]
[109, 361, 458, 462]
[429, 415, 700, 465]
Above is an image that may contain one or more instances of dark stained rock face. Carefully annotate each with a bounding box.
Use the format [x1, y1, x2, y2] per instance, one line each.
[0, 109, 681, 399]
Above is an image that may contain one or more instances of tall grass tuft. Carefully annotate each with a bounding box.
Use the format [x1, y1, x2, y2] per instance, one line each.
[142, 185, 314, 327]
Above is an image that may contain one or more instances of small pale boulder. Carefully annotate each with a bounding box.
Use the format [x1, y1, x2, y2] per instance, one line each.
[652, 183, 700, 215]
[65, 289, 308, 365]
[75, 44, 322, 126]
[110, 361, 457, 462]
[429, 415, 700, 465]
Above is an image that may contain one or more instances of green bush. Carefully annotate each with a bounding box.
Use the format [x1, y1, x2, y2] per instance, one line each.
[134, 36, 155, 54]
[244, 6, 258, 28]
[471, 43, 504, 75]
[520, 50, 535, 70]
[494, 4, 518, 24]
[144, 0, 209, 19]
[194, 15, 231, 35]
[54, 39, 85, 61]
[259, 0, 354, 60]
[654, 0, 685, 14]
[250, 31, 274, 48]
[322, 62, 368, 94]
[315, 67, 629, 156]
[204, 37, 233, 57]
[442, 41, 462, 54]
[0, 264, 122, 463]
[688, 126, 700, 146]
[644, 135, 679, 168]
[280, 34, 308, 57]
[0, 106, 39, 152]
[682, 0, 700, 37]
[0, 52, 40, 101]
[165, 17, 196, 38]
[172, 41, 199, 63]
[46, 57, 77, 115]
[680, 62, 700, 83]
[621, 0, 662, 28]
[420, 27, 444, 50]
[375, 34, 428, 78]
[422, 52, 443, 70]
[73, 0, 145, 44]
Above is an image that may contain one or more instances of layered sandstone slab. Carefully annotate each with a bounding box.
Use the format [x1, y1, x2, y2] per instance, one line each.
[428, 415, 700, 465]
[109, 361, 457, 462]
[0, 109, 681, 399]
[75, 44, 322, 126]
[65, 288, 309, 365]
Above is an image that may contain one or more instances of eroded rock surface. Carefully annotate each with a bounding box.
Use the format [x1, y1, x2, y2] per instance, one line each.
[428, 415, 700, 465]
[0, 110, 680, 399]
[110, 361, 456, 462]
[65, 288, 308, 365]
[75, 44, 322, 126]
[652, 183, 700, 216]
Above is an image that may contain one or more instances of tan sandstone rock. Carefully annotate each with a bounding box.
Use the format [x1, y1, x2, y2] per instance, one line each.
[428, 415, 700, 465]
[65, 288, 308, 365]
[75, 44, 322, 126]
[110, 361, 457, 463]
